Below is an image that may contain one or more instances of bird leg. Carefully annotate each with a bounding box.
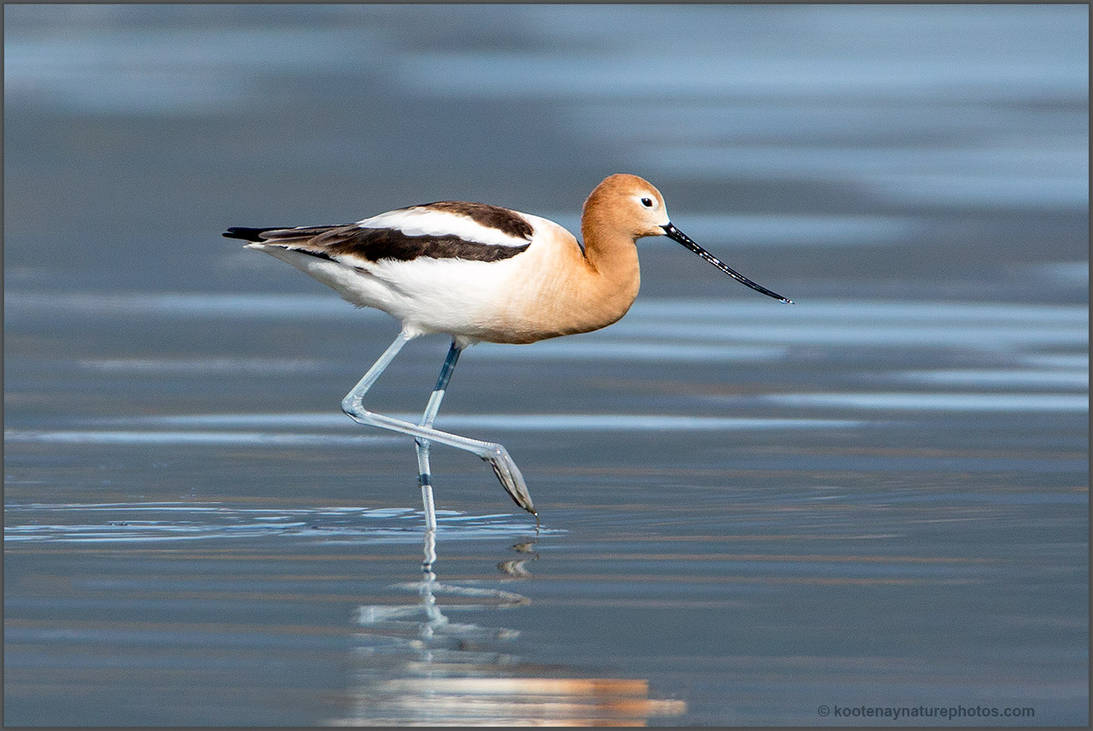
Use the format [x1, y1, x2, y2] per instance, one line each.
[341, 331, 537, 526]
[414, 340, 463, 532]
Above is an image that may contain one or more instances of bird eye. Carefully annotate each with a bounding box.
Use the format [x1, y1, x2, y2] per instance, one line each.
[640, 197, 654, 208]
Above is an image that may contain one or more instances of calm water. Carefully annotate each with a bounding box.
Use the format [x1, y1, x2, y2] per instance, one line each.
[4, 5, 1088, 726]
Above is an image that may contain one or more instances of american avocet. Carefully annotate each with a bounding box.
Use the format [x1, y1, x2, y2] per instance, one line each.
[225, 173, 791, 530]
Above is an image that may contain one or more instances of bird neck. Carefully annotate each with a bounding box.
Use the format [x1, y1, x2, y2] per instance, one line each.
[578, 215, 642, 321]
[491, 217, 641, 343]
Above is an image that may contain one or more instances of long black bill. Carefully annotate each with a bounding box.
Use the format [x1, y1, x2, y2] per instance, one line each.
[662, 222, 794, 304]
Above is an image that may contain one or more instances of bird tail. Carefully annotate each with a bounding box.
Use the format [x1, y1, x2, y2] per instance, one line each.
[222, 227, 285, 242]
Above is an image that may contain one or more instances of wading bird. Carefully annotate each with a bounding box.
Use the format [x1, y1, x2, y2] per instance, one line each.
[225, 173, 792, 530]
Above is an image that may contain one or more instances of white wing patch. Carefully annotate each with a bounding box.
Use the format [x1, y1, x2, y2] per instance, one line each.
[357, 207, 532, 248]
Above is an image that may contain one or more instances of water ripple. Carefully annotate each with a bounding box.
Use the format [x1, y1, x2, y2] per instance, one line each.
[4, 502, 549, 544]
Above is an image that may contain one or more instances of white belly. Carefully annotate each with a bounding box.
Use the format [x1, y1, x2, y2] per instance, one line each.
[251, 244, 528, 341]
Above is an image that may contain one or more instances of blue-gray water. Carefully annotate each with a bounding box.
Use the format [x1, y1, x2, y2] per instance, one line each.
[4, 5, 1088, 726]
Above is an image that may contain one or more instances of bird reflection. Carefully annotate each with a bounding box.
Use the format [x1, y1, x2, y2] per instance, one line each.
[331, 529, 686, 726]
[497, 540, 538, 578]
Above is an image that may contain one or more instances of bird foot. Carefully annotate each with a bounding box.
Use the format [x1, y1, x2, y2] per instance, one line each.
[482, 445, 536, 517]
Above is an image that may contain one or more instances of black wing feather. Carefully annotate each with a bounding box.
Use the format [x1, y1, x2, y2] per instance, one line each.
[224, 223, 530, 263]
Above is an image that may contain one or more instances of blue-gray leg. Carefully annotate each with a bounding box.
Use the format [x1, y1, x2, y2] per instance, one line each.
[414, 340, 462, 532]
[340, 331, 536, 528]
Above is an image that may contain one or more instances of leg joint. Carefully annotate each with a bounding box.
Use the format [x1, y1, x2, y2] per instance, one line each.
[341, 395, 373, 421]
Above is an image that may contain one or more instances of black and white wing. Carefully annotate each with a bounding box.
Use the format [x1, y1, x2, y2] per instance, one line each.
[223, 200, 535, 266]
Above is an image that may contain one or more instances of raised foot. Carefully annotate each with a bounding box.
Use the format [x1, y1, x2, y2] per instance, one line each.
[481, 445, 536, 516]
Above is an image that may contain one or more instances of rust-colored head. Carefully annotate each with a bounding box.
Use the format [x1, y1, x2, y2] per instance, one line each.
[582, 173, 794, 304]
[582, 173, 671, 239]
